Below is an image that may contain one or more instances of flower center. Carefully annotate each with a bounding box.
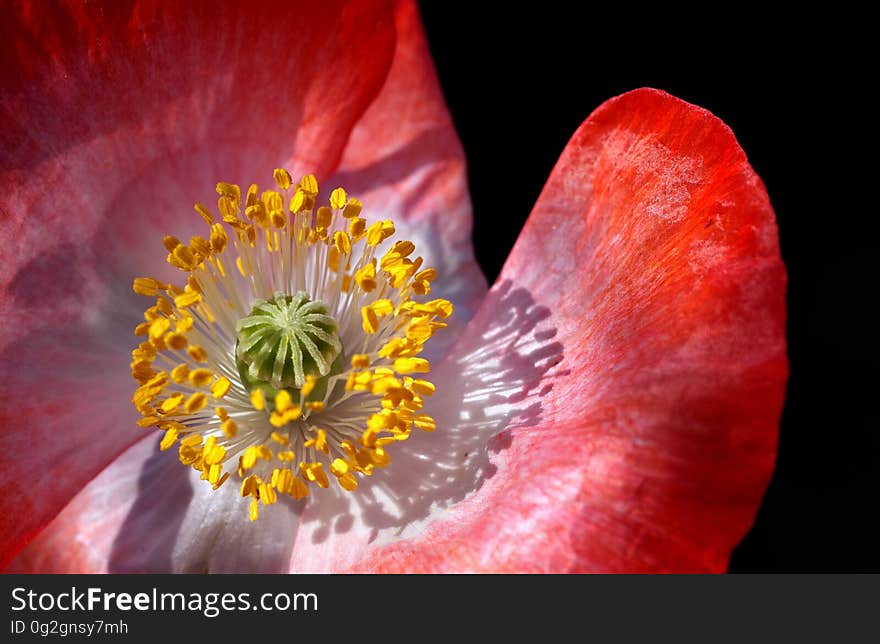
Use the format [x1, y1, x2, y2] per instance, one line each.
[130, 170, 452, 521]
[235, 292, 343, 395]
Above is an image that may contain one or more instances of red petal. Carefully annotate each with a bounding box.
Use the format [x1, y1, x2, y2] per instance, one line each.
[346, 88, 788, 572]
[326, 0, 487, 358]
[0, 0, 396, 568]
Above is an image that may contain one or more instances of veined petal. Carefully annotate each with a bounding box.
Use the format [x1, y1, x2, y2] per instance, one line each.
[5, 435, 302, 573]
[0, 0, 396, 568]
[327, 0, 487, 360]
[342, 88, 787, 572]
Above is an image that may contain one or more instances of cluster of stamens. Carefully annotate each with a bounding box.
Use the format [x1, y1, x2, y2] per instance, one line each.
[130, 169, 451, 521]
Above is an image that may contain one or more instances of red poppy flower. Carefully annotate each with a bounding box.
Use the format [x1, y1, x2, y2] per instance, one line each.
[0, 1, 786, 573]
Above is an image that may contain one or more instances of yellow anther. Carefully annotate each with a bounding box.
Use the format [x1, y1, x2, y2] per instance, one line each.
[170, 244, 197, 270]
[203, 437, 227, 466]
[410, 379, 435, 396]
[155, 297, 173, 316]
[189, 368, 214, 388]
[160, 427, 179, 451]
[299, 174, 318, 196]
[176, 316, 194, 332]
[366, 219, 395, 246]
[342, 197, 362, 219]
[275, 390, 294, 413]
[270, 431, 290, 446]
[249, 499, 259, 522]
[133, 277, 164, 297]
[189, 236, 211, 257]
[187, 345, 208, 362]
[259, 482, 277, 505]
[241, 475, 259, 497]
[222, 419, 238, 438]
[337, 472, 358, 491]
[393, 357, 430, 374]
[301, 462, 330, 488]
[250, 388, 265, 411]
[186, 275, 202, 294]
[332, 230, 351, 256]
[246, 201, 268, 227]
[194, 203, 215, 225]
[390, 240, 415, 257]
[348, 216, 366, 238]
[262, 189, 284, 215]
[216, 407, 228, 420]
[210, 223, 228, 254]
[160, 393, 184, 413]
[149, 317, 170, 341]
[316, 206, 333, 230]
[290, 476, 310, 499]
[330, 458, 349, 476]
[414, 414, 436, 432]
[163, 235, 181, 252]
[273, 168, 292, 190]
[211, 377, 231, 398]
[370, 376, 403, 396]
[164, 332, 187, 350]
[327, 246, 341, 272]
[354, 260, 377, 292]
[366, 413, 388, 432]
[134, 322, 150, 336]
[184, 392, 208, 413]
[241, 447, 259, 471]
[270, 406, 301, 427]
[289, 188, 306, 213]
[216, 182, 242, 210]
[425, 298, 455, 318]
[270, 210, 286, 229]
[351, 354, 370, 369]
[346, 370, 373, 391]
[330, 187, 347, 210]
[306, 401, 325, 412]
[301, 375, 317, 397]
[304, 429, 329, 454]
[174, 290, 201, 309]
[209, 465, 227, 488]
[218, 195, 240, 222]
[362, 306, 379, 334]
[246, 183, 259, 208]
[379, 338, 419, 358]
[277, 450, 296, 462]
[414, 268, 437, 282]
[371, 299, 394, 316]
[181, 433, 203, 447]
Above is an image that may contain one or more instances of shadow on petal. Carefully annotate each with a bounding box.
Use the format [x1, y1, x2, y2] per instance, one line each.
[296, 279, 565, 551]
[108, 437, 305, 573]
[108, 440, 193, 573]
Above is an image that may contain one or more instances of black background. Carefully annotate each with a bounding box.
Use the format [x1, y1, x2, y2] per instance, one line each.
[421, 5, 877, 571]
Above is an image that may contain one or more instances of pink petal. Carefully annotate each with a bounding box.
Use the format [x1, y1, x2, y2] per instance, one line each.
[0, 0, 396, 567]
[326, 0, 487, 358]
[6, 436, 302, 573]
[343, 88, 787, 572]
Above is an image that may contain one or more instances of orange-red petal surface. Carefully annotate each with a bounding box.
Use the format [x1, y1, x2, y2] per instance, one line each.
[347, 88, 787, 572]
